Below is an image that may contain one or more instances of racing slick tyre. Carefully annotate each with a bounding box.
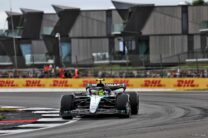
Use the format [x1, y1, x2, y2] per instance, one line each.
[128, 92, 139, 115]
[116, 94, 131, 118]
[60, 95, 75, 119]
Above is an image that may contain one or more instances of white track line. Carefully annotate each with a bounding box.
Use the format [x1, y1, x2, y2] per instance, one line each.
[0, 105, 80, 137]
[37, 118, 65, 122]
[18, 123, 61, 128]
[0, 106, 24, 109]
[21, 107, 56, 111]
[33, 110, 59, 114]
[0, 118, 80, 137]
[0, 129, 37, 134]
[41, 114, 60, 117]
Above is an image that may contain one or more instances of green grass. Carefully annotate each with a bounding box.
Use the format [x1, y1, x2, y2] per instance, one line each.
[95, 63, 208, 70]
[0, 108, 18, 112]
[0, 108, 19, 121]
[167, 64, 208, 70]
[93, 65, 146, 70]
[0, 115, 6, 120]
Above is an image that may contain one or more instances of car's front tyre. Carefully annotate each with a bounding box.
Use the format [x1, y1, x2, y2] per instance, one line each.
[128, 92, 139, 115]
[116, 94, 131, 118]
[60, 95, 75, 119]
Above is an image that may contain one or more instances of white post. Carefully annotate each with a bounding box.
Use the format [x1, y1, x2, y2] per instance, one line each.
[55, 33, 62, 67]
[9, 0, 18, 69]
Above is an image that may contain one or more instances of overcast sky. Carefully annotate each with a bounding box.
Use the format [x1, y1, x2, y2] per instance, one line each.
[0, 0, 194, 29]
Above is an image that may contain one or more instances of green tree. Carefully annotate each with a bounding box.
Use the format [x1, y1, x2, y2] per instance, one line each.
[192, 0, 205, 5]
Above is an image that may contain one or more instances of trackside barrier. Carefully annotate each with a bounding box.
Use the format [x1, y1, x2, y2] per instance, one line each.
[0, 78, 208, 91]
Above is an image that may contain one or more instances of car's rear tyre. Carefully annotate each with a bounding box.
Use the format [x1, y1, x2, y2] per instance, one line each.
[60, 95, 75, 119]
[116, 94, 131, 118]
[128, 92, 139, 115]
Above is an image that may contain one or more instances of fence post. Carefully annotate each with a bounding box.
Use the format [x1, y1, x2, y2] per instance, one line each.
[160, 54, 163, 77]
[196, 56, 199, 76]
[177, 54, 181, 71]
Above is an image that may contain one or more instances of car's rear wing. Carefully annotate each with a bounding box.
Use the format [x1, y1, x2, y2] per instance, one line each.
[86, 83, 126, 91]
[105, 83, 126, 91]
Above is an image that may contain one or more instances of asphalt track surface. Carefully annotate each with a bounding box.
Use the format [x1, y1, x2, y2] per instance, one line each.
[1, 92, 208, 138]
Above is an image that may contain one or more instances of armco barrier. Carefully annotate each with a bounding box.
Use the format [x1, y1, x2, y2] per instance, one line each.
[0, 78, 208, 91]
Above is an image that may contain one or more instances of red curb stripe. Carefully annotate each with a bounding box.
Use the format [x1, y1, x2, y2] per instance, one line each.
[0, 118, 38, 123]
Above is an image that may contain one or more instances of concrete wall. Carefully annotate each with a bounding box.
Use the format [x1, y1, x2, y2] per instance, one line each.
[40, 14, 59, 35]
[193, 35, 201, 50]
[69, 11, 107, 37]
[112, 10, 123, 25]
[71, 38, 109, 65]
[189, 6, 208, 34]
[149, 35, 188, 63]
[142, 7, 182, 35]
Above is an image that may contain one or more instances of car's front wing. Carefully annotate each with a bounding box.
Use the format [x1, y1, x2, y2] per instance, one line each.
[70, 108, 127, 116]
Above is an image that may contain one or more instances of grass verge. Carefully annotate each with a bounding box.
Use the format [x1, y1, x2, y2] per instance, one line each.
[0, 115, 6, 120]
[0, 108, 19, 120]
[0, 108, 18, 112]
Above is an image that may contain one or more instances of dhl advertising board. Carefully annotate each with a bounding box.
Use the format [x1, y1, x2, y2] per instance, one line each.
[0, 78, 208, 90]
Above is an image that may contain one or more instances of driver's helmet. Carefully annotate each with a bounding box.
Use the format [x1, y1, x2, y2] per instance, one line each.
[97, 83, 104, 87]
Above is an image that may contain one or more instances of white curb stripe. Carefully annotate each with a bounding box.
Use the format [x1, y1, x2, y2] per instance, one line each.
[0, 106, 24, 109]
[1, 119, 79, 136]
[0, 129, 37, 134]
[0, 106, 80, 136]
[33, 110, 59, 114]
[37, 118, 65, 122]
[21, 107, 56, 111]
[18, 123, 61, 128]
[41, 114, 60, 117]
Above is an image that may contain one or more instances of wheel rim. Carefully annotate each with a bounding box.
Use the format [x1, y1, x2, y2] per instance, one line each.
[126, 103, 131, 116]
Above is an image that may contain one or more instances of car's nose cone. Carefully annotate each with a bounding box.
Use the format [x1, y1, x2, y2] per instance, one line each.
[89, 95, 102, 113]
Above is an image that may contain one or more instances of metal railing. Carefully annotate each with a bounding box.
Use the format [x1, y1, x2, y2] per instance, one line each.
[112, 23, 124, 34]
[0, 27, 23, 38]
[0, 56, 13, 65]
[0, 50, 208, 78]
[0, 67, 207, 78]
[92, 53, 129, 64]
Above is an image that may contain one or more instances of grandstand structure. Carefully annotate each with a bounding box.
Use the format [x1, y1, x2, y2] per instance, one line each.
[0, 0, 208, 68]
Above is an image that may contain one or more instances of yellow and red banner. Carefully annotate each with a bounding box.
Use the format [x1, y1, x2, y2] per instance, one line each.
[0, 78, 208, 90]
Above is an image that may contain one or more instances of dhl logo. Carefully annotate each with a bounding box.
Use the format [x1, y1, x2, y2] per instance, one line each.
[24, 80, 44, 87]
[141, 80, 165, 87]
[175, 80, 198, 87]
[113, 80, 132, 87]
[51, 80, 71, 87]
[0, 80, 17, 87]
[81, 80, 97, 87]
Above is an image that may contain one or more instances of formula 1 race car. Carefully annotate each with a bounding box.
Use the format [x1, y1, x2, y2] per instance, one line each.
[60, 79, 139, 119]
